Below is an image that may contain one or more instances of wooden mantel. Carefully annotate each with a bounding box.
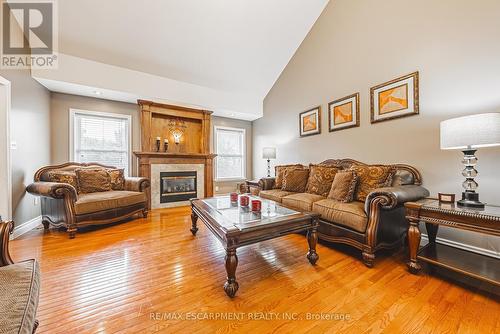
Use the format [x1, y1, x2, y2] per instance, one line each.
[134, 100, 216, 208]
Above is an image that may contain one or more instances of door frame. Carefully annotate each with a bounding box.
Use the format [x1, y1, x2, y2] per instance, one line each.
[0, 76, 12, 220]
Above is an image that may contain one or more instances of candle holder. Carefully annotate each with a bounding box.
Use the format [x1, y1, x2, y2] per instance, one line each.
[155, 137, 161, 152]
[164, 139, 169, 152]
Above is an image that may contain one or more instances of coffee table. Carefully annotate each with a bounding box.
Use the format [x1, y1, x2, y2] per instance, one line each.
[190, 195, 320, 297]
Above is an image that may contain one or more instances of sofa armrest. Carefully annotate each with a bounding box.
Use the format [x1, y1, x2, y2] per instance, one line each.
[258, 177, 276, 191]
[364, 185, 430, 214]
[125, 177, 150, 193]
[0, 221, 14, 266]
[26, 181, 78, 202]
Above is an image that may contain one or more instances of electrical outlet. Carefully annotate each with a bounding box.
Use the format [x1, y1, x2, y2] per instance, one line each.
[215, 186, 219, 192]
[34, 197, 39, 206]
[10, 141, 17, 150]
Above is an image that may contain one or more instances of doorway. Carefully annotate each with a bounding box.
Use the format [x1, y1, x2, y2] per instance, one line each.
[0, 76, 12, 220]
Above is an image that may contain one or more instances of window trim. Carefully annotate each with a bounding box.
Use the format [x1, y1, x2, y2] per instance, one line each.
[214, 125, 246, 182]
[69, 108, 132, 175]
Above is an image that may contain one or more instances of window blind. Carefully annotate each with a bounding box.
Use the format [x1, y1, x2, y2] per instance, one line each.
[215, 127, 245, 180]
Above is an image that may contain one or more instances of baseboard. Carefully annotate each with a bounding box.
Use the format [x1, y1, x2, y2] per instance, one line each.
[421, 234, 500, 259]
[11, 215, 42, 240]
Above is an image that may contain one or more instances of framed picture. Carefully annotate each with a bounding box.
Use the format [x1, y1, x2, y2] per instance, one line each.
[370, 71, 419, 124]
[299, 106, 321, 137]
[328, 93, 360, 132]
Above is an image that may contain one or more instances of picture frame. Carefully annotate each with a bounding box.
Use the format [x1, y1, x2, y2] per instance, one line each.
[438, 193, 455, 204]
[370, 72, 419, 124]
[328, 93, 360, 132]
[299, 106, 321, 137]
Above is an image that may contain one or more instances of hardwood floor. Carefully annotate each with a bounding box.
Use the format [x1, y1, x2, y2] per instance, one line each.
[11, 207, 500, 334]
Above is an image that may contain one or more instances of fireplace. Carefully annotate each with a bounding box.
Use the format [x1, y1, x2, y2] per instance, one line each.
[160, 171, 197, 203]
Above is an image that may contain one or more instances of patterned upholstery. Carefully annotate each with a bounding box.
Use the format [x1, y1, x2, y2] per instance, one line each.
[46, 170, 78, 190]
[328, 170, 358, 202]
[274, 164, 304, 189]
[312, 199, 368, 233]
[75, 191, 147, 215]
[350, 165, 396, 202]
[76, 168, 112, 193]
[259, 189, 296, 203]
[282, 169, 310, 192]
[282, 193, 325, 211]
[107, 168, 125, 190]
[0, 260, 40, 334]
[305, 164, 339, 197]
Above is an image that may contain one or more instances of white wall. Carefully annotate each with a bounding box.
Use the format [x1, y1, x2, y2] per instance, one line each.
[253, 0, 500, 254]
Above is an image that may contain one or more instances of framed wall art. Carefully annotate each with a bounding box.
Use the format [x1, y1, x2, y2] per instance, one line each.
[299, 106, 321, 137]
[328, 93, 360, 132]
[370, 71, 419, 124]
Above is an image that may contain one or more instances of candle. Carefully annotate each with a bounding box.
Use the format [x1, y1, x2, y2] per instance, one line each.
[164, 138, 169, 143]
[156, 137, 161, 141]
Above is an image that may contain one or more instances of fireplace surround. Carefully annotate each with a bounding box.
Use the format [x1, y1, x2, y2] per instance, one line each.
[160, 171, 197, 203]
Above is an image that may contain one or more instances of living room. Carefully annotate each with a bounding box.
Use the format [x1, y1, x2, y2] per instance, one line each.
[0, 0, 499, 333]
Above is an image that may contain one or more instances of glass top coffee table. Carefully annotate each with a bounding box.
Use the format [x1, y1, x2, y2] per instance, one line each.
[190, 195, 320, 298]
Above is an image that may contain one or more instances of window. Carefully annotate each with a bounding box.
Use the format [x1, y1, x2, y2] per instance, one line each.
[214, 126, 245, 180]
[70, 109, 131, 175]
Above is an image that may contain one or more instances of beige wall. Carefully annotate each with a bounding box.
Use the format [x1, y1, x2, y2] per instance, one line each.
[50, 93, 141, 175]
[50, 93, 253, 194]
[0, 69, 51, 226]
[212, 116, 253, 194]
[253, 0, 500, 254]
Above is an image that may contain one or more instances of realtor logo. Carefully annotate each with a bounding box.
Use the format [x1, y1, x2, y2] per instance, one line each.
[1, 0, 58, 69]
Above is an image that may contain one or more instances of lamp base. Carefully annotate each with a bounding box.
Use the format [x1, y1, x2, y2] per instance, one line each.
[457, 191, 485, 208]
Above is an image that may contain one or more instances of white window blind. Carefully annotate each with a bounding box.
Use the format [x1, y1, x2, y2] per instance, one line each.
[72, 110, 131, 175]
[215, 126, 245, 180]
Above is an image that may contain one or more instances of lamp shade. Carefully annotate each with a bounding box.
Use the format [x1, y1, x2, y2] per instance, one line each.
[262, 147, 276, 159]
[440, 113, 500, 150]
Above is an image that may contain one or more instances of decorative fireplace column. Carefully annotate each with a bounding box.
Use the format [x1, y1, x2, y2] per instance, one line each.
[134, 100, 216, 208]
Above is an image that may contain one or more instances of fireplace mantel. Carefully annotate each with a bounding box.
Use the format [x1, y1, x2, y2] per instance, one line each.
[134, 100, 216, 208]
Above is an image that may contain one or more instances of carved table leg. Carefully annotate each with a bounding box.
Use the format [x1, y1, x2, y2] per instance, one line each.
[425, 223, 439, 244]
[407, 217, 422, 274]
[306, 226, 319, 265]
[224, 248, 239, 298]
[190, 212, 198, 236]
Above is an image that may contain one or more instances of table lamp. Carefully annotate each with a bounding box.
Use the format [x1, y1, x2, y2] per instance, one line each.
[262, 147, 276, 177]
[440, 113, 500, 208]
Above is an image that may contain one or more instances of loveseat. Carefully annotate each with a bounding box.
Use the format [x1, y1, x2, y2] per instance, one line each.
[257, 158, 429, 267]
[0, 221, 40, 334]
[26, 162, 150, 239]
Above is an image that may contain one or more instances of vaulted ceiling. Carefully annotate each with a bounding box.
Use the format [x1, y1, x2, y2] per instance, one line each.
[33, 0, 329, 119]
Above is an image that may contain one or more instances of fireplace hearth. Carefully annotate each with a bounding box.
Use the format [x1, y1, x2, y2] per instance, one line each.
[160, 171, 197, 203]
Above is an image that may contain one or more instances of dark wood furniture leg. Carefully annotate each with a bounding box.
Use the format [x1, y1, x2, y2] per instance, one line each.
[407, 217, 422, 274]
[306, 226, 319, 265]
[190, 212, 198, 236]
[425, 222, 439, 243]
[224, 248, 239, 298]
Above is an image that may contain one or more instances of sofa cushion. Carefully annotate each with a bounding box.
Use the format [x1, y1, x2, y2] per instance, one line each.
[107, 168, 125, 190]
[76, 168, 112, 193]
[46, 170, 78, 190]
[259, 189, 296, 203]
[312, 199, 368, 233]
[350, 165, 396, 202]
[274, 164, 304, 189]
[75, 191, 147, 215]
[305, 164, 339, 197]
[282, 169, 310, 192]
[282, 193, 325, 211]
[328, 170, 358, 202]
[0, 259, 40, 334]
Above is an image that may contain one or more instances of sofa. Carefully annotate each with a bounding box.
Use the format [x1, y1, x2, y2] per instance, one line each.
[26, 162, 150, 239]
[0, 221, 40, 334]
[257, 158, 429, 267]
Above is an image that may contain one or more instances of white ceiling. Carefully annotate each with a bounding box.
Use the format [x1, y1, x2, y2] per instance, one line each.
[35, 0, 329, 119]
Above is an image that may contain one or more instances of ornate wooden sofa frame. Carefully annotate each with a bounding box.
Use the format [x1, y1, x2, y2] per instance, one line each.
[258, 158, 429, 267]
[26, 162, 150, 239]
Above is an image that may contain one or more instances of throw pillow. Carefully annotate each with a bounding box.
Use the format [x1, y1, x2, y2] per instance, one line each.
[328, 170, 358, 202]
[350, 164, 396, 202]
[46, 170, 78, 190]
[107, 168, 125, 190]
[281, 169, 310, 193]
[274, 164, 304, 189]
[305, 164, 339, 197]
[76, 168, 112, 193]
